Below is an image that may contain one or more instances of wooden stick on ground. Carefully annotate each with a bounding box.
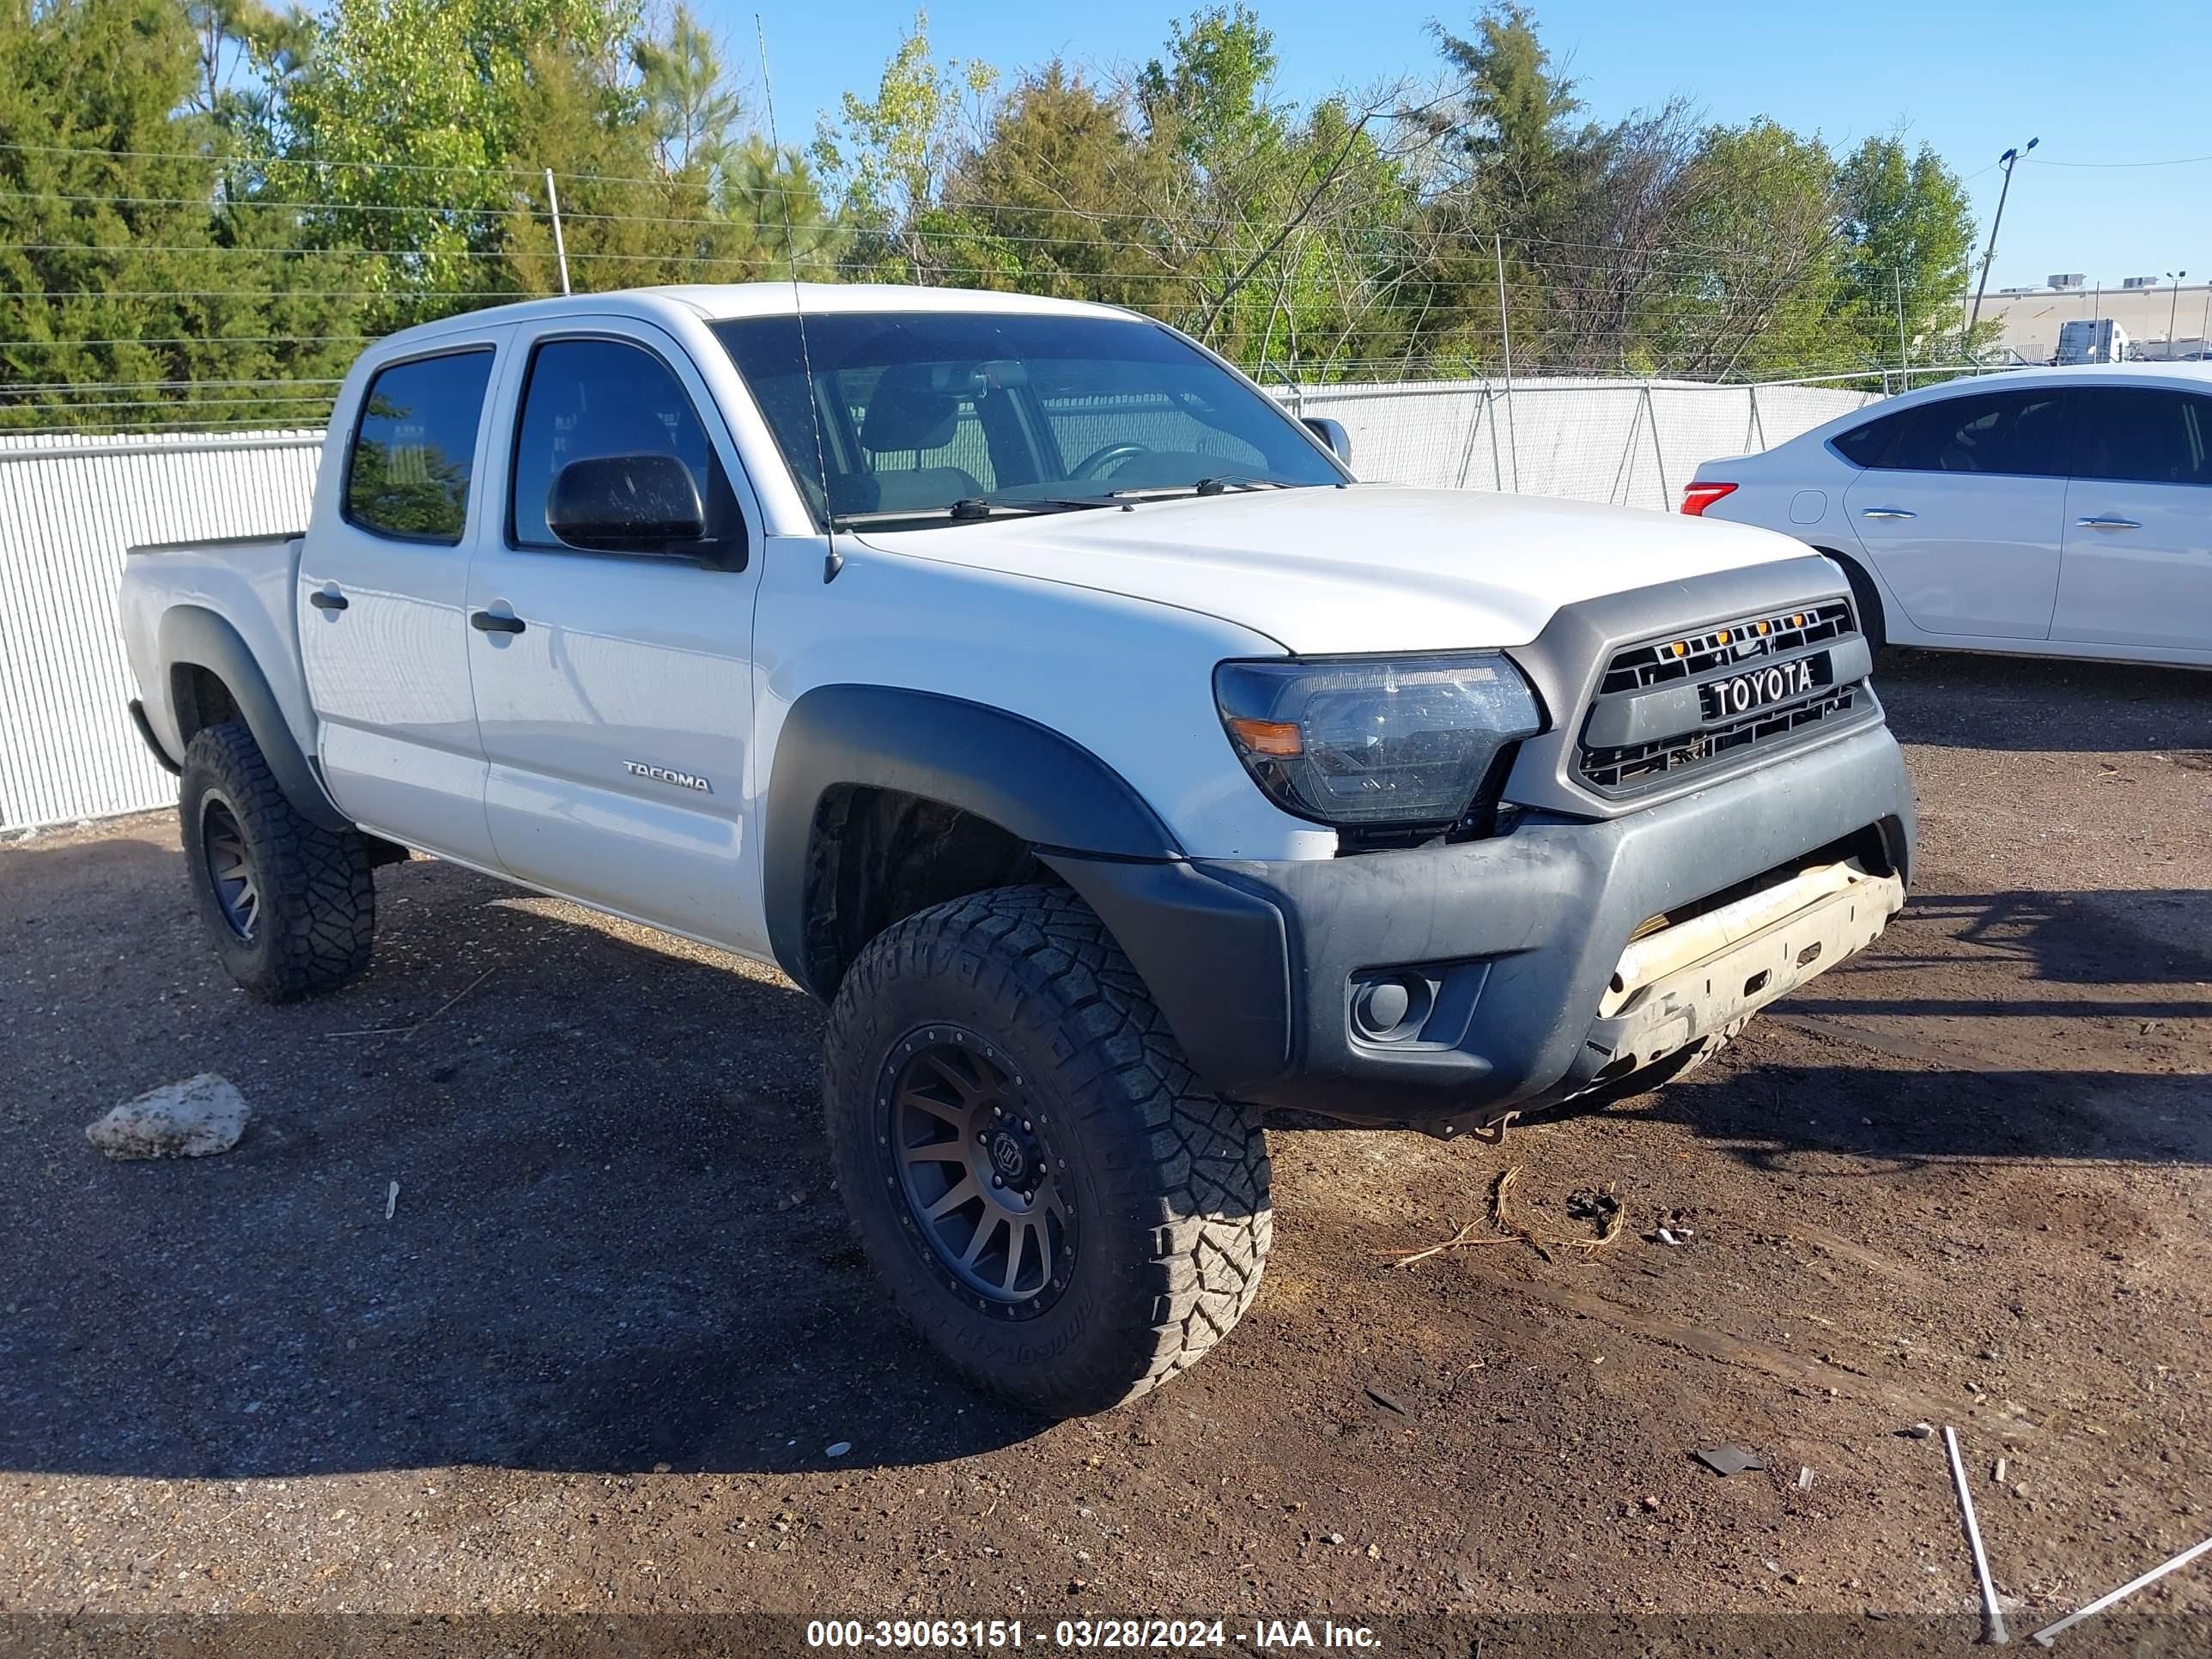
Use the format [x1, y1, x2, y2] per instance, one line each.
[1388, 1218, 1520, 1267]
[322, 965, 498, 1042]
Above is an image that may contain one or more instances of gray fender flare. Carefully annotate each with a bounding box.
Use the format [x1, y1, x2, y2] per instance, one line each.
[159, 605, 351, 832]
[763, 684, 1181, 994]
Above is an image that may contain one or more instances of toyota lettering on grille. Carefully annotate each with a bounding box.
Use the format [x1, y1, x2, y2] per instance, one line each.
[1702, 656, 1821, 721]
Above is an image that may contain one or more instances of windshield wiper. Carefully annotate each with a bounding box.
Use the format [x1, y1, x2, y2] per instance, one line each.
[830, 495, 1116, 531]
[1107, 477, 1303, 501]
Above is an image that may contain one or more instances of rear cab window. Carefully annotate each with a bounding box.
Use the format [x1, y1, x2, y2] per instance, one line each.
[343, 349, 496, 543]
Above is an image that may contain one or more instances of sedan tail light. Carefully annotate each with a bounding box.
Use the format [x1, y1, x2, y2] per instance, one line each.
[1680, 482, 1738, 517]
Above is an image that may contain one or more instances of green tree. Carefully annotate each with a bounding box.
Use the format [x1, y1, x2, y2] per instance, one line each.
[950, 64, 1178, 307]
[1393, 3, 1597, 373]
[812, 9, 997, 278]
[0, 0, 362, 432]
[1426, 2, 1579, 217]
[497, 37, 834, 295]
[724, 137, 848, 280]
[1138, 3, 1279, 166]
[1128, 6, 1413, 366]
[1656, 119, 1847, 379]
[633, 4, 742, 176]
[184, 0, 311, 128]
[275, 0, 647, 324]
[1836, 136, 1979, 365]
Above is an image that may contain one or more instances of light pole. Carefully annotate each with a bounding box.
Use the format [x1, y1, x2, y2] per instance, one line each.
[1967, 137, 2040, 340]
[2168, 271, 2190, 361]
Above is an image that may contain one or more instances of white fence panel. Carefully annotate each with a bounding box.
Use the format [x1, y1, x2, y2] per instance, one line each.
[0, 376, 1885, 830]
[0, 431, 322, 829]
[1291, 377, 1874, 508]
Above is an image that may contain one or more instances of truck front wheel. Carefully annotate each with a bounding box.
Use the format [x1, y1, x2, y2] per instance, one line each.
[178, 720, 375, 1001]
[823, 884, 1273, 1417]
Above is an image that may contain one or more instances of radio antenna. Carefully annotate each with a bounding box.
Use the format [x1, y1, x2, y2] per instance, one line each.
[756, 15, 842, 583]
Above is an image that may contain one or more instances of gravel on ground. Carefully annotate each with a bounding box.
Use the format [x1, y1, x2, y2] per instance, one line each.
[2, 649, 2207, 1640]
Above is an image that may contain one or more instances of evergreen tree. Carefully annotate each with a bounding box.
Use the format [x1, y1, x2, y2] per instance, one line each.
[0, 0, 361, 431]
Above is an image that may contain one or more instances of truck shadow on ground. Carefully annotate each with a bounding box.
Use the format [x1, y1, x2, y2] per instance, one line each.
[1873, 648, 2212, 754]
[1595, 1049, 2212, 1176]
[0, 833, 2202, 1484]
[1552, 877, 2212, 1169]
[3, 836, 1055, 1482]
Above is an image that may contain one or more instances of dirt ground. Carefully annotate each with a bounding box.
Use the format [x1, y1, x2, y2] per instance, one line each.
[2, 649, 2209, 1652]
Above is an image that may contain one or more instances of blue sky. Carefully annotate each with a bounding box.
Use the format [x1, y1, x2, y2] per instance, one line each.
[730, 0, 2212, 290]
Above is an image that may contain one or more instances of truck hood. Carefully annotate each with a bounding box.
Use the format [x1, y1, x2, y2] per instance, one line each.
[854, 483, 1820, 654]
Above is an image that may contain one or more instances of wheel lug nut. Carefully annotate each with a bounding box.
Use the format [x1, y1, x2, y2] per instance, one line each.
[991, 1175, 1004, 1188]
[1021, 1120, 1032, 1131]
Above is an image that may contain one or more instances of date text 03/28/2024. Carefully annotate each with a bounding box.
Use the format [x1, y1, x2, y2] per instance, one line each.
[805, 1620, 1382, 1650]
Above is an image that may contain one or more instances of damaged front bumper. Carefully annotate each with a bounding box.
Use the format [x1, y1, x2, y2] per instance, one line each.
[1050, 720, 1916, 1133]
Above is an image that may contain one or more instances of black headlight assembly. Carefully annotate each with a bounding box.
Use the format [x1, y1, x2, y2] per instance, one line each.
[1214, 653, 1545, 843]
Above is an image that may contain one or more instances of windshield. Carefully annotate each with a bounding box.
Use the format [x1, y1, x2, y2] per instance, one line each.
[710, 310, 1344, 527]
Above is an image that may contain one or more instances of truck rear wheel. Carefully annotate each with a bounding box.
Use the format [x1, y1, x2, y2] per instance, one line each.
[178, 719, 375, 1001]
[822, 884, 1272, 1417]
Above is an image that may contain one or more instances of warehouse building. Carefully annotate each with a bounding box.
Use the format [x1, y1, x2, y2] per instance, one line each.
[1981, 274, 2212, 363]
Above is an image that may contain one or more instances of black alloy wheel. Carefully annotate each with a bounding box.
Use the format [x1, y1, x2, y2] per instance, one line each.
[822, 883, 1273, 1416]
[198, 793, 261, 940]
[176, 719, 376, 1001]
[882, 1029, 1077, 1317]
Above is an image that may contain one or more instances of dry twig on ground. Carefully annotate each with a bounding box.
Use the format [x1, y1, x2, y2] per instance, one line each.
[322, 966, 499, 1042]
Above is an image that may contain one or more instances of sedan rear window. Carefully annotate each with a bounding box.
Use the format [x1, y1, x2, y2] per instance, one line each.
[1830, 412, 1902, 468]
[1833, 387, 2067, 477]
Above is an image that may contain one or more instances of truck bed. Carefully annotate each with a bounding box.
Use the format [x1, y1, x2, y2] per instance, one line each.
[118, 533, 313, 771]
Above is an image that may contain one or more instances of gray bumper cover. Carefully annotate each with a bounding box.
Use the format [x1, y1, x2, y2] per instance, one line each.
[1051, 720, 1915, 1129]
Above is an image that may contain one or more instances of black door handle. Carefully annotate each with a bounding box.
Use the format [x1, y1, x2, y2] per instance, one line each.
[308, 590, 349, 611]
[470, 611, 526, 635]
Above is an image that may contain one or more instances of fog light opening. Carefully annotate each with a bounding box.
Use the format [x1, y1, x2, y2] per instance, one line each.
[1352, 974, 1434, 1042]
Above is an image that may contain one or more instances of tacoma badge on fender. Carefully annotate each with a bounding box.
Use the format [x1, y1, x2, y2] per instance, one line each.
[623, 761, 713, 793]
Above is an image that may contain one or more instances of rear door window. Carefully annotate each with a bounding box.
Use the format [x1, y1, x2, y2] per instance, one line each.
[1845, 388, 2069, 477]
[2069, 388, 2212, 485]
[344, 349, 495, 543]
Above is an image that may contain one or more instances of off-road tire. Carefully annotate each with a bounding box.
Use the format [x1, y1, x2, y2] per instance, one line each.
[823, 884, 1273, 1417]
[179, 719, 375, 1001]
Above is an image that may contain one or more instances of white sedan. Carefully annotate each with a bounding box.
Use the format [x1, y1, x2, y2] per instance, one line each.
[1683, 362, 2212, 667]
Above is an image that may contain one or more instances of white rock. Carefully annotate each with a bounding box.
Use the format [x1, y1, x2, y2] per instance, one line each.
[86, 1074, 250, 1159]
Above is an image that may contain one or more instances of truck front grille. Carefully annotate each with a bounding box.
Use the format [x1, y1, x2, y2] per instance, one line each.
[1580, 684, 1860, 791]
[1575, 599, 1867, 795]
[1597, 600, 1852, 694]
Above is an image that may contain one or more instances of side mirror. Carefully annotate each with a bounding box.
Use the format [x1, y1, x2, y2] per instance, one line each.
[547, 453, 708, 555]
[1302, 416, 1352, 468]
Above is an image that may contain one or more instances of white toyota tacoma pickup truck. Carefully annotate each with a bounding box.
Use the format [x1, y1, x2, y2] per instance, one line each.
[119, 283, 1914, 1415]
